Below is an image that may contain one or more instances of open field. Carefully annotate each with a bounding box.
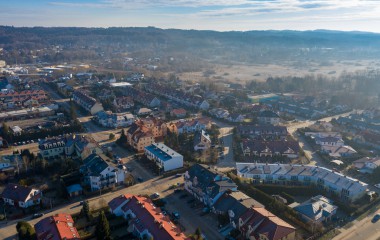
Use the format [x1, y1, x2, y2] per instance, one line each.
[177, 60, 380, 83]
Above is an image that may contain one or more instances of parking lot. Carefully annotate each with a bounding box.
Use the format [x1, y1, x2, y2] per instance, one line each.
[157, 183, 224, 239]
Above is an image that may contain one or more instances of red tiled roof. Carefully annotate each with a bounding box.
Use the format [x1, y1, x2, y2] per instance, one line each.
[35, 213, 80, 240]
[112, 194, 187, 240]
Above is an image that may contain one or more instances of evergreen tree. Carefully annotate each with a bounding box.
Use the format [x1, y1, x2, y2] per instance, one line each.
[81, 201, 90, 220]
[95, 211, 111, 240]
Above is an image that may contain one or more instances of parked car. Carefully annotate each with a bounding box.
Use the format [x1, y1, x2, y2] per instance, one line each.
[151, 192, 160, 199]
[32, 213, 44, 219]
[171, 211, 180, 219]
[137, 177, 143, 182]
[372, 213, 380, 223]
[175, 173, 182, 178]
[374, 183, 380, 189]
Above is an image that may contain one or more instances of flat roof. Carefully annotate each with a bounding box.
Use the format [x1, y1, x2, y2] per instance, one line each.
[145, 143, 182, 161]
[110, 82, 133, 87]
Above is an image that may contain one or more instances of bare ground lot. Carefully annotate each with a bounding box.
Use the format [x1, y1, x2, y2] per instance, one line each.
[177, 60, 380, 83]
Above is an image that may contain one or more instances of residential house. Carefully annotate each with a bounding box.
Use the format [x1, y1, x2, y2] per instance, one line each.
[236, 163, 368, 202]
[241, 139, 300, 159]
[193, 130, 212, 151]
[144, 143, 183, 172]
[294, 195, 337, 224]
[210, 108, 230, 119]
[184, 164, 238, 207]
[108, 194, 187, 240]
[321, 145, 357, 158]
[170, 108, 187, 118]
[126, 117, 167, 152]
[72, 89, 104, 115]
[237, 125, 288, 140]
[0, 154, 22, 174]
[354, 131, 380, 150]
[137, 107, 153, 116]
[11, 125, 22, 136]
[80, 153, 125, 191]
[1, 183, 42, 208]
[34, 213, 80, 240]
[213, 191, 263, 229]
[353, 157, 380, 173]
[168, 118, 211, 135]
[258, 110, 280, 125]
[238, 207, 296, 240]
[113, 96, 134, 111]
[227, 113, 245, 123]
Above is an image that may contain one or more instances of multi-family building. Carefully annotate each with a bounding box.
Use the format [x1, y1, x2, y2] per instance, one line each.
[80, 153, 126, 191]
[94, 110, 135, 128]
[236, 163, 368, 202]
[184, 164, 238, 207]
[258, 110, 280, 125]
[1, 183, 42, 208]
[127, 117, 167, 152]
[108, 194, 187, 240]
[241, 139, 300, 158]
[0, 89, 48, 109]
[34, 213, 80, 240]
[167, 118, 211, 135]
[238, 207, 296, 240]
[144, 143, 183, 172]
[123, 86, 160, 107]
[237, 125, 288, 140]
[72, 89, 104, 115]
[39, 134, 102, 160]
[321, 145, 357, 158]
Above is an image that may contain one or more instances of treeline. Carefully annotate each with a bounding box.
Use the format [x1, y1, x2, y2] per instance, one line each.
[2, 26, 380, 65]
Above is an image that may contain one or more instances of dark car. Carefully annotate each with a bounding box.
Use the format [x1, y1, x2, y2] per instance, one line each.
[372, 214, 380, 223]
[32, 213, 44, 219]
[171, 211, 180, 220]
[137, 177, 143, 182]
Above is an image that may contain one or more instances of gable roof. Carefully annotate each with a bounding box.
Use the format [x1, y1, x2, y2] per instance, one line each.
[81, 153, 111, 176]
[1, 183, 39, 202]
[240, 207, 295, 240]
[185, 164, 237, 199]
[109, 194, 187, 240]
[35, 213, 80, 240]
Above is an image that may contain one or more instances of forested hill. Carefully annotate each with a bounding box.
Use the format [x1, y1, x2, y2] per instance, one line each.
[1, 26, 380, 64]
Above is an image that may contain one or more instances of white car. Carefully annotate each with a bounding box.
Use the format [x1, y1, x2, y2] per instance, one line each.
[374, 184, 380, 189]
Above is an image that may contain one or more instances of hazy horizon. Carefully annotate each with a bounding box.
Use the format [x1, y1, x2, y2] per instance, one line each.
[1, 0, 380, 33]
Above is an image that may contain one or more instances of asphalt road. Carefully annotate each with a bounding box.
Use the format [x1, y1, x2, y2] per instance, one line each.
[0, 174, 223, 240]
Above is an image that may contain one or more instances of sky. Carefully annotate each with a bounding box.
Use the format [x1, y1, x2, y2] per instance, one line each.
[1, 0, 380, 32]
